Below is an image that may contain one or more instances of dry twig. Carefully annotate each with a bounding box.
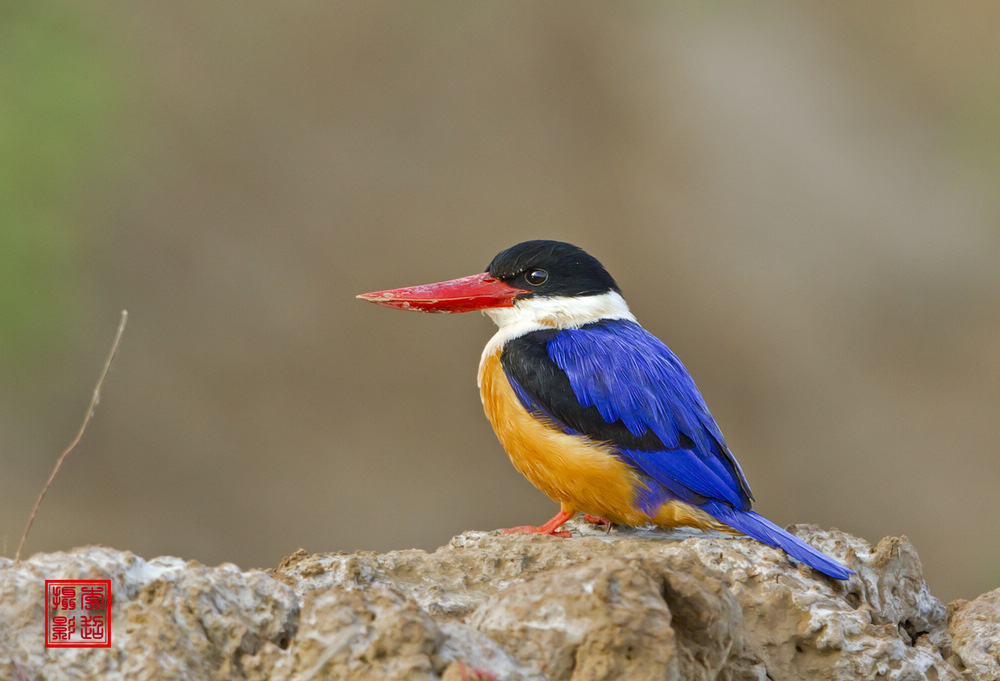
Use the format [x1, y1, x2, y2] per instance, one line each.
[14, 310, 129, 562]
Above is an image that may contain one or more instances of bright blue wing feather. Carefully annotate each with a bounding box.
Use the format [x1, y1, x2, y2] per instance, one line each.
[505, 320, 854, 580]
[546, 320, 753, 511]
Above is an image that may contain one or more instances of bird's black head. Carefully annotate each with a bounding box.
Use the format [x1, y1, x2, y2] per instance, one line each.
[486, 240, 620, 299]
[357, 240, 622, 315]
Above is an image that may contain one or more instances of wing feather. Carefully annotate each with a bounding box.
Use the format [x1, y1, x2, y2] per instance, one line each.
[503, 319, 753, 512]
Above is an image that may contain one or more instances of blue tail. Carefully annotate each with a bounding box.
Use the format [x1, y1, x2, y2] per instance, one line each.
[701, 501, 854, 579]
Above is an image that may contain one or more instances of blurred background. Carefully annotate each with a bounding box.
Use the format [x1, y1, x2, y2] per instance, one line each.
[2, 2, 998, 604]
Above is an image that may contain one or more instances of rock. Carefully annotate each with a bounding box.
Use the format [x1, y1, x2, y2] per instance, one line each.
[948, 588, 1000, 681]
[0, 546, 298, 681]
[466, 557, 679, 680]
[0, 521, 995, 680]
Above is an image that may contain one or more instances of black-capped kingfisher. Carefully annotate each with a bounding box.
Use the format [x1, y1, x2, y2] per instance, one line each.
[358, 240, 853, 579]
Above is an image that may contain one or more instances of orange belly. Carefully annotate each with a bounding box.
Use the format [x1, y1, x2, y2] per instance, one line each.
[478, 350, 728, 531]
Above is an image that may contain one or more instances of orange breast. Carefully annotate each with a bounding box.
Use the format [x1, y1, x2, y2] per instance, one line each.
[477, 350, 730, 531]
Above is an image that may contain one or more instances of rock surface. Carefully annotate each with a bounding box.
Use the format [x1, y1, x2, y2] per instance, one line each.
[0, 521, 996, 680]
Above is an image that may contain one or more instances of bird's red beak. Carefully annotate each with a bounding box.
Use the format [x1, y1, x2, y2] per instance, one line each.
[357, 272, 528, 313]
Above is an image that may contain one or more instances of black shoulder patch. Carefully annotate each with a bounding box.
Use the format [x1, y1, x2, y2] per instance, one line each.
[500, 331, 667, 452]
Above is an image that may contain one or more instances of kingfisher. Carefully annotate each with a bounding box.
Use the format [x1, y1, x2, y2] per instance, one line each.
[358, 240, 853, 579]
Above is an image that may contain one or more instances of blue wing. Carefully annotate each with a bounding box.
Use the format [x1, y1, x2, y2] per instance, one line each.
[500, 319, 854, 580]
[502, 319, 753, 512]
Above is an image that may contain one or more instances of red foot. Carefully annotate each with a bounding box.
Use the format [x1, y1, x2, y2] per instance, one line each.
[500, 509, 572, 537]
[581, 514, 611, 527]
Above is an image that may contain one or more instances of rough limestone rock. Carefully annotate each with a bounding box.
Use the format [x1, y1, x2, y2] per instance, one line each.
[0, 521, 995, 680]
[948, 587, 1000, 681]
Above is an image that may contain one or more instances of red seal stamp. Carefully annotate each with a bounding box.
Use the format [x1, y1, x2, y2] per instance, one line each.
[44, 580, 111, 647]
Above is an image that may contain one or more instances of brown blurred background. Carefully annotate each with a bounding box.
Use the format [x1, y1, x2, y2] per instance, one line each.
[2, 2, 999, 603]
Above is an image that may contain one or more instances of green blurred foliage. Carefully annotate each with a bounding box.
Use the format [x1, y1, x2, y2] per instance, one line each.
[0, 5, 123, 363]
[954, 82, 1000, 193]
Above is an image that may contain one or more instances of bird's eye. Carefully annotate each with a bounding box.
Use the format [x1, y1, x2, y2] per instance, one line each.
[525, 269, 548, 286]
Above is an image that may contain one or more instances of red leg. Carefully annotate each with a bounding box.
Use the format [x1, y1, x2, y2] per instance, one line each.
[581, 514, 611, 527]
[501, 509, 573, 538]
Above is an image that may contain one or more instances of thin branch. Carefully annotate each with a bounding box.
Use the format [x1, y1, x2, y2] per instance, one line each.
[15, 310, 129, 562]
